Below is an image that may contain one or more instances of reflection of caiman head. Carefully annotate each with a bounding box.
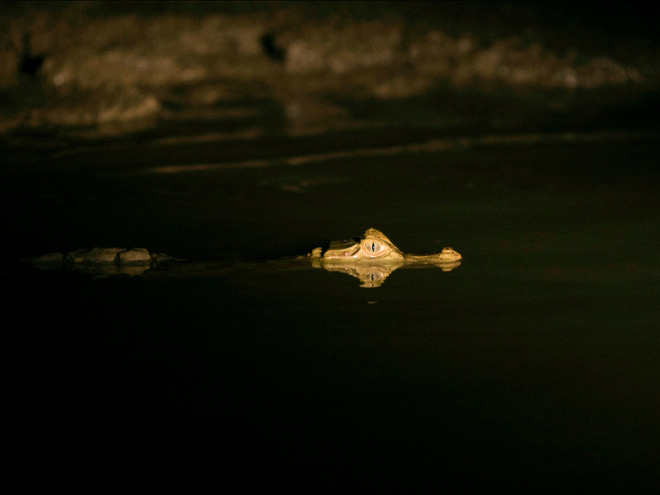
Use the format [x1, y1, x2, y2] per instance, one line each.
[308, 228, 461, 288]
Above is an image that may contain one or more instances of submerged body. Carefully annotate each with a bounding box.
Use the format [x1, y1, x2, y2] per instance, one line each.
[26, 228, 461, 287]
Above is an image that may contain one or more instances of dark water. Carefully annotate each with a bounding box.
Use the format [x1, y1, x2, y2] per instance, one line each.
[4, 130, 659, 490]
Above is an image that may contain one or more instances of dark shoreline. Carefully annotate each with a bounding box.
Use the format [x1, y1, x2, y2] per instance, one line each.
[1, 1, 658, 140]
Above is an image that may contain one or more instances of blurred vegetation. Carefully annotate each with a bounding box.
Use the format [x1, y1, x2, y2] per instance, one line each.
[1, 1, 658, 138]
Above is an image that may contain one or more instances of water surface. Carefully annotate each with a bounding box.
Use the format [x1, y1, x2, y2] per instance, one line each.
[4, 130, 659, 490]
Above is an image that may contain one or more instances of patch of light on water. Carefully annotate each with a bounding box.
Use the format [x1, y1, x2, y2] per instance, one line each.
[136, 129, 654, 175]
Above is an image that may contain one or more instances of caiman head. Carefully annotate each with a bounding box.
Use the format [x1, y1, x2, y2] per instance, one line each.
[309, 228, 461, 287]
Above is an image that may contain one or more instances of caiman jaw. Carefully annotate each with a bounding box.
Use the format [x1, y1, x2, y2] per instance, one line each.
[322, 239, 361, 259]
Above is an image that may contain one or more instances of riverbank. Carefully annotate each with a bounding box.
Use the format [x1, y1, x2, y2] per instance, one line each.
[1, 1, 658, 141]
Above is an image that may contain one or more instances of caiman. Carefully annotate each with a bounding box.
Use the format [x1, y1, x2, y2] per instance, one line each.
[25, 228, 461, 288]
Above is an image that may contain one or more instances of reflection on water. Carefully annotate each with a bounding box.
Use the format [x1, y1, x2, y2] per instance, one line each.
[136, 130, 654, 175]
[313, 259, 460, 288]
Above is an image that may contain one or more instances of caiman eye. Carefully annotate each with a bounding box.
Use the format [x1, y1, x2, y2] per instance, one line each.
[363, 239, 388, 257]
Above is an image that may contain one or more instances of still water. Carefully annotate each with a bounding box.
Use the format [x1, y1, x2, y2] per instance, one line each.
[4, 130, 659, 490]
